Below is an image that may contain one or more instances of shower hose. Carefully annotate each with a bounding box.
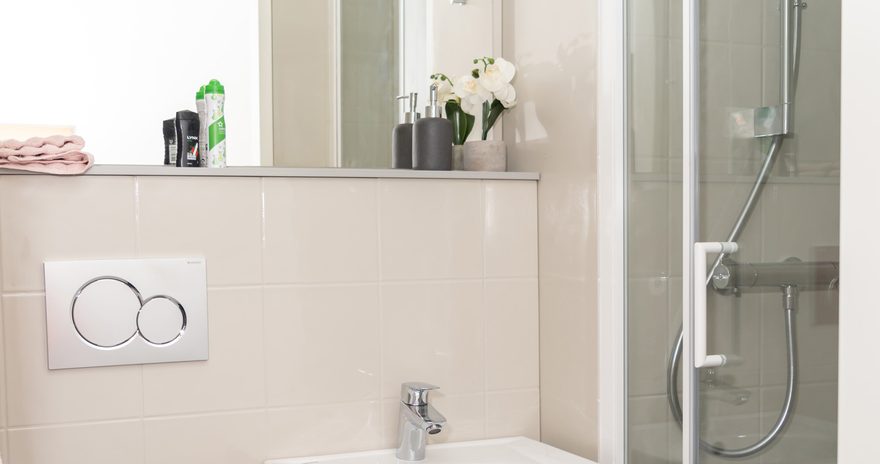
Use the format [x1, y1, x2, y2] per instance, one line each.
[665, 2, 805, 458]
[666, 137, 797, 460]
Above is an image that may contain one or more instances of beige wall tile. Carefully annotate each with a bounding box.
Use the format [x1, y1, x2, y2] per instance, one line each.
[627, 396, 671, 464]
[628, 180, 670, 278]
[627, 278, 670, 397]
[8, 420, 144, 464]
[427, 393, 486, 444]
[762, 382, 835, 426]
[264, 284, 380, 407]
[381, 281, 484, 398]
[485, 279, 539, 391]
[3, 295, 142, 426]
[137, 177, 262, 286]
[266, 402, 383, 459]
[379, 179, 483, 280]
[144, 411, 267, 464]
[729, 0, 763, 45]
[142, 287, 265, 416]
[0, 297, 5, 429]
[538, 277, 598, 459]
[0, 176, 136, 292]
[483, 181, 538, 278]
[762, 183, 839, 262]
[486, 389, 540, 440]
[630, 35, 670, 165]
[263, 178, 379, 283]
[630, 0, 668, 38]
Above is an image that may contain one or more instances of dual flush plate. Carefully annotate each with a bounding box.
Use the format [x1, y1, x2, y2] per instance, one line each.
[44, 258, 209, 370]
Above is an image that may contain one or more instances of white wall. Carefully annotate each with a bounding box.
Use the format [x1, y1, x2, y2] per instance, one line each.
[838, 1, 880, 461]
[0, 0, 261, 166]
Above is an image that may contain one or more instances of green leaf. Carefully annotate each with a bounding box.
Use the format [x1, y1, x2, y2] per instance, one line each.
[462, 112, 475, 144]
[445, 101, 475, 145]
[481, 100, 506, 140]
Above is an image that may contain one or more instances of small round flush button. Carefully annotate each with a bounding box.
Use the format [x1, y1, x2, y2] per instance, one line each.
[137, 296, 187, 346]
[72, 277, 141, 348]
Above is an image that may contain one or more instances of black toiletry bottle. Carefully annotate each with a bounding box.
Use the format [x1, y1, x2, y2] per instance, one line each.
[413, 83, 453, 170]
[163, 119, 176, 165]
[174, 110, 200, 167]
[392, 92, 419, 169]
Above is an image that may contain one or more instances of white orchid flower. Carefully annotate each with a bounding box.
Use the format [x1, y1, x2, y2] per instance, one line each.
[454, 74, 492, 116]
[493, 83, 518, 108]
[478, 57, 516, 92]
[433, 77, 456, 103]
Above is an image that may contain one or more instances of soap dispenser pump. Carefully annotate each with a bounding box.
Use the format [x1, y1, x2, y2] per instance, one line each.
[392, 93, 419, 169]
[413, 84, 453, 171]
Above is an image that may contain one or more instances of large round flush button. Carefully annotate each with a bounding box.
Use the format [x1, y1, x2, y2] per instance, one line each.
[137, 296, 187, 346]
[72, 277, 141, 348]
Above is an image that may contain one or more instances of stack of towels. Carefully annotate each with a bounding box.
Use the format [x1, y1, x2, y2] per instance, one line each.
[0, 135, 94, 175]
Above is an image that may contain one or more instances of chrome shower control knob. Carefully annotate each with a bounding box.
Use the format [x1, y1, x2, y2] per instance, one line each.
[711, 263, 732, 290]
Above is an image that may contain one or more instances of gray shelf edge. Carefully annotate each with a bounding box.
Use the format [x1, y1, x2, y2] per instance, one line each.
[0, 165, 540, 181]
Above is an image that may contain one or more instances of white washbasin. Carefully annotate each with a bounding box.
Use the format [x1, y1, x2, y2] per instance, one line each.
[265, 437, 596, 464]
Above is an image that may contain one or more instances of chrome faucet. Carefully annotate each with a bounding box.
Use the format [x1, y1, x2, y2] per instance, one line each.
[396, 382, 446, 461]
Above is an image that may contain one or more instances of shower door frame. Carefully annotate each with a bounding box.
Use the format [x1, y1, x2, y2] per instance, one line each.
[595, 0, 720, 462]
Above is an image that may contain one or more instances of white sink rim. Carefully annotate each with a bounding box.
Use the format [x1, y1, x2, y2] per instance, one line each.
[265, 436, 596, 464]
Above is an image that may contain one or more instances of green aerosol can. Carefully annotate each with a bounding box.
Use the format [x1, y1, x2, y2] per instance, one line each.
[205, 79, 226, 167]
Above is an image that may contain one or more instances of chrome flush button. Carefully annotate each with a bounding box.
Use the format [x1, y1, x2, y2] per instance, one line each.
[71, 277, 142, 349]
[45, 258, 209, 370]
[137, 295, 187, 346]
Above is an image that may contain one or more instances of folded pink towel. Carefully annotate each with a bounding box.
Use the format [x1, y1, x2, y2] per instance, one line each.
[0, 135, 93, 175]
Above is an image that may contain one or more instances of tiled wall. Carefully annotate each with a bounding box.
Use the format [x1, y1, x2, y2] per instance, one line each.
[503, 0, 601, 459]
[0, 174, 539, 464]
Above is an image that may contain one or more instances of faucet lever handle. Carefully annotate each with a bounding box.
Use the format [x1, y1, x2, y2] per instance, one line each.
[400, 382, 439, 406]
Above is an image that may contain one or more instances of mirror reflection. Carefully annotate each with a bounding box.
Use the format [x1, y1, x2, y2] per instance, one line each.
[0, 0, 499, 168]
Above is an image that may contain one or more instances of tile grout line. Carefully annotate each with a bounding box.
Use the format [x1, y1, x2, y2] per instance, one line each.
[0, 177, 8, 459]
[533, 180, 543, 442]
[259, 177, 271, 452]
[134, 176, 147, 464]
[375, 178, 387, 446]
[260, 178, 270, 411]
[0, 277, 539, 299]
[7, 396, 436, 433]
[481, 180, 489, 438]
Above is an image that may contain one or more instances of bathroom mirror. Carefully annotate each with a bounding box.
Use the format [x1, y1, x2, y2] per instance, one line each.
[0, 0, 500, 168]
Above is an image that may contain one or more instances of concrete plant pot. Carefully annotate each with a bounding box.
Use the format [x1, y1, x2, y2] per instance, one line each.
[463, 140, 507, 172]
[453, 144, 465, 170]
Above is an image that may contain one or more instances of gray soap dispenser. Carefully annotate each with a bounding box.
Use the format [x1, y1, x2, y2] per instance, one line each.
[392, 93, 419, 169]
[413, 83, 453, 170]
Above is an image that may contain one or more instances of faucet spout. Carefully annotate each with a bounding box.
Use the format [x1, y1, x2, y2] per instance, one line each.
[396, 383, 446, 461]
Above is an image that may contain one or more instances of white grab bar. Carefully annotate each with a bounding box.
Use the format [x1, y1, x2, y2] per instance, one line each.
[693, 241, 738, 368]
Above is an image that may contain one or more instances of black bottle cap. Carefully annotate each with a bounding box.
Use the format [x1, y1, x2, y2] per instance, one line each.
[176, 110, 198, 120]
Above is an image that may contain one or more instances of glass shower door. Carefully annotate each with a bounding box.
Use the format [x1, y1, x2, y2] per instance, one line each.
[626, 0, 840, 463]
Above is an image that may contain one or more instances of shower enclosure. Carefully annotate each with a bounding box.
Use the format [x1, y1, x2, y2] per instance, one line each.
[623, 0, 840, 462]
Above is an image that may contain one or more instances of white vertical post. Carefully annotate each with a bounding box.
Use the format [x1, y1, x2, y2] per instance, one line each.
[839, 1, 880, 461]
[597, 0, 628, 460]
[682, 0, 700, 461]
